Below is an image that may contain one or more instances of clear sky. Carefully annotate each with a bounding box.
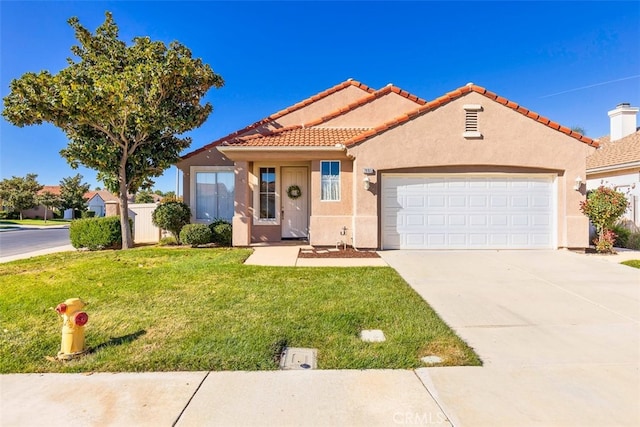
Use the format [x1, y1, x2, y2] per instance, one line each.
[1, 1, 639, 193]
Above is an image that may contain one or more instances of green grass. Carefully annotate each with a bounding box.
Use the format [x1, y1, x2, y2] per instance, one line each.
[621, 260, 640, 269]
[0, 247, 480, 373]
[0, 219, 71, 226]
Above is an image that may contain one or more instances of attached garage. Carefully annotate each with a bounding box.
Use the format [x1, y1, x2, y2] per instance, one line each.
[382, 174, 556, 249]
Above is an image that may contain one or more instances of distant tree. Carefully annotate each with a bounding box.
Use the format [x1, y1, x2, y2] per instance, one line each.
[153, 189, 164, 196]
[0, 174, 43, 220]
[59, 174, 90, 219]
[134, 190, 155, 203]
[1, 12, 223, 249]
[571, 126, 587, 135]
[94, 186, 102, 191]
[163, 191, 176, 199]
[38, 191, 62, 222]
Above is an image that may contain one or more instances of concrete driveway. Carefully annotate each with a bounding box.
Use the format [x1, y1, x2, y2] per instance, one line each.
[380, 250, 640, 427]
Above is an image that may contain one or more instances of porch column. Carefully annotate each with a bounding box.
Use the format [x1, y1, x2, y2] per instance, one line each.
[232, 161, 251, 246]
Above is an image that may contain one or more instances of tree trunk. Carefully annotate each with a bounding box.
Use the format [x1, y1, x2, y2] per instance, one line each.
[118, 163, 133, 249]
[44, 208, 48, 222]
[119, 186, 133, 249]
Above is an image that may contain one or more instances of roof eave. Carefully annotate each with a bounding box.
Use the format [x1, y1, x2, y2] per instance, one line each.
[586, 161, 640, 175]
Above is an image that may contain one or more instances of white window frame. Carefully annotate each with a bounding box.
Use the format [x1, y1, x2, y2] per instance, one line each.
[254, 164, 280, 225]
[190, 166, 235, 223]
[320, 160, 341, 202]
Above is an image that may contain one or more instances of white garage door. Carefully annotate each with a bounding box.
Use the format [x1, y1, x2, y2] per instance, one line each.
[382, 174, 555, 249]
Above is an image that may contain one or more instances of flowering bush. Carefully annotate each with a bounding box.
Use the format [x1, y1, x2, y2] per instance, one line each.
[594, 229, 617, 254]
[580, 186, 628, 253]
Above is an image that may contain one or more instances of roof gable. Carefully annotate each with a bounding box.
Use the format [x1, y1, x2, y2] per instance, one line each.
[344, 84, 597, 147]
[181, 79, 374, 159]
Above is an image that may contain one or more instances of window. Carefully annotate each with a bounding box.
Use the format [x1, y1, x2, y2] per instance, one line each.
[463, 104, 483, 138]
[194, 169, 234, 221]
[259, 167, 276, 219]
[321, 161, 340, 201]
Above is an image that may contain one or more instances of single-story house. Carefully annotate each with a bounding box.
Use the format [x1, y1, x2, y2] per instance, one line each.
[21, 186, 64, 219]
[85, 190, 120, 217]
[178, 79, 597, 250]
[586, 103, 639, 226]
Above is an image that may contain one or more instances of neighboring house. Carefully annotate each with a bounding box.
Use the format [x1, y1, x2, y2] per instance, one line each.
[178, 79, 597, 250]
[22, 186, 64, 219]
[85, 190, 120, 217]
[586, 103, 640, 226]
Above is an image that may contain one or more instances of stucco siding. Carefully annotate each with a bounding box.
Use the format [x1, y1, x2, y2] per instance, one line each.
[321, 92, 421, 128]
[347, 92, 595, 248]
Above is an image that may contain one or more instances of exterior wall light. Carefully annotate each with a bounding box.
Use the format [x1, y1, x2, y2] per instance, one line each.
[574, 176, 583, 191]
[363, 176, 371, 191]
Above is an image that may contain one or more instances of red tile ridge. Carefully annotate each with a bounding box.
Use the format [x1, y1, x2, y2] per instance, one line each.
[344, 84, 598, 148]
[182, 79, 374, 159]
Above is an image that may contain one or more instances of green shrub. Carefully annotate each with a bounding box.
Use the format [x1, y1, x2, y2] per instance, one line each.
[151, 201, 191, 244]
[0, 211, 19, 220]
[158, 236, 178, 246]
[611, 224, 631, 248]
[179, 224, 212, 247]
[81, 210, 96, 218]
[626, 233, 640, 250]
[208, 219, 232, 246]
[69, 216, 131, 250]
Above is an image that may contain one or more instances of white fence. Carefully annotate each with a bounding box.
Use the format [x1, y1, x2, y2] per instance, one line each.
[128, 203, 161, 243]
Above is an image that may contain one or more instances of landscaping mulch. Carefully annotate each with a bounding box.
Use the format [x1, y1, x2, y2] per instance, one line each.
[298, 246, 380, 258]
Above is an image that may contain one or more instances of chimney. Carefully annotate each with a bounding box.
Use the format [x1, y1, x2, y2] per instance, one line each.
[608, 102, 638, 141]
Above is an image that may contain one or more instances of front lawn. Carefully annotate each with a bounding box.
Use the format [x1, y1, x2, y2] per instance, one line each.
[0, 248, 480, 373]
[621, 260, 640, 269]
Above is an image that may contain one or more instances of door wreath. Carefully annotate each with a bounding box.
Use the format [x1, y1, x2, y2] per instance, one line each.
[286, 185, 302, 200]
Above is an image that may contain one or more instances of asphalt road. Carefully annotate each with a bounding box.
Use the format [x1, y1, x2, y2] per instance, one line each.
[0, 227, 71, 257]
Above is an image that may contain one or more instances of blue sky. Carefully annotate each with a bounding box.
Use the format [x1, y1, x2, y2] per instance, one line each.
[1, 1, 639, 193]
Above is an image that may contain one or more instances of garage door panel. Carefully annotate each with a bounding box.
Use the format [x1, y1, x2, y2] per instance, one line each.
[383, 175, 554, 249]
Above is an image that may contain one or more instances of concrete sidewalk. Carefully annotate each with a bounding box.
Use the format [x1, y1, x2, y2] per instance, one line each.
[0, 244, 75, 263]
[1, 370, 450, 427]
[244, 244, 388, 267]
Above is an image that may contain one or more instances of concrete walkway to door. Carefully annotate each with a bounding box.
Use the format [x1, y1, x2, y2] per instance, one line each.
[380, 250, 640, 427]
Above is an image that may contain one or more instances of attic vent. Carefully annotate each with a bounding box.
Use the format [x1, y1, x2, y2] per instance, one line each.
[463, 104, 483, 139]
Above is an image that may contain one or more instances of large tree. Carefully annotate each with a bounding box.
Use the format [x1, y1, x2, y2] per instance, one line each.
[59, 174, 90, 218]
[2, 12, 223, 248]
[0, 174, 43, 220]
[38, 191, 63, 222]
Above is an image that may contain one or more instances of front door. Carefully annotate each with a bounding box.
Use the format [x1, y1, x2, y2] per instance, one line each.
[281, 167, 308, 238]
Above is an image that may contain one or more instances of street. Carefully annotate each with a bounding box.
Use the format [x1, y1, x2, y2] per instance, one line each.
[0, 227, 70, 258]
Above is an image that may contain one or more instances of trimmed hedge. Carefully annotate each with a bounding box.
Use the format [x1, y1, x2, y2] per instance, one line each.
[208, 219, 232, 246]
[69, 217, 131, 250]
[180, 224, 212, 247]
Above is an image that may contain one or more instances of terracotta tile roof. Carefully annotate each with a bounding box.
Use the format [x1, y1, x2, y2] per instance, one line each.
[222, 126, 370, 147]
[344, 84, 598, 148]
[586, 130, 640, 170]
[37, 186, 62, 196]
[181, 79, 374, 159]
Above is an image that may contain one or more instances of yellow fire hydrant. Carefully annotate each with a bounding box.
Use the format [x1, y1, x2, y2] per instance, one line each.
[55, 298, 89, 360]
